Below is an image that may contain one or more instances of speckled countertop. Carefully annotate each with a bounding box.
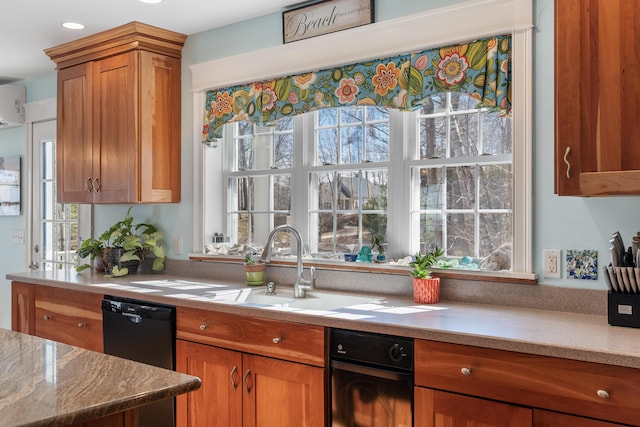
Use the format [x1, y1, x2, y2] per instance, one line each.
[0, 328, 201, 427]
[8, 269, 640, 370]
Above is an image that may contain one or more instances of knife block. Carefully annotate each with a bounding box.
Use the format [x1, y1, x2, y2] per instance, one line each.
[608, 292, 640, 328]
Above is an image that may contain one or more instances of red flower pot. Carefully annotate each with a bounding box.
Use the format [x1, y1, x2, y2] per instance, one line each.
[413, 277, 440, 304]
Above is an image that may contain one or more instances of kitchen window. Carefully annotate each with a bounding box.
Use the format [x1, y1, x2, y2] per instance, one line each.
[206, 92, 513, 268]
[193, 0, 533, 277]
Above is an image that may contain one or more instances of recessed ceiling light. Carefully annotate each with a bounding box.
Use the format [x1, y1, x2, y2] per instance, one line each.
[61, 22, 85, 30]
[139, 0, 163, 3]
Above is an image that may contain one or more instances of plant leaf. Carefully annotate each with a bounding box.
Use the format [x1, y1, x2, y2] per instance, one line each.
[111, 266, 128, 277]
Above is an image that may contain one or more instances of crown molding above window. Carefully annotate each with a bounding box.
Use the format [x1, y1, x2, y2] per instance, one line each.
[190, 0, 533, 92]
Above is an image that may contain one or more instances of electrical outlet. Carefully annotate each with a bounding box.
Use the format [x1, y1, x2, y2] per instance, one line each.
[544, 249, 561, 278]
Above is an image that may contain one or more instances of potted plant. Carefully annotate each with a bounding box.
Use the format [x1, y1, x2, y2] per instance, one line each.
[244, 252, 265, 286]
[76, 207, 166, 277]
[409, 246, 444, 304]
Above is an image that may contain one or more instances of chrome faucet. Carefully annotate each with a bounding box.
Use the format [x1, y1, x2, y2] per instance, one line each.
[261, 225, 316, 298]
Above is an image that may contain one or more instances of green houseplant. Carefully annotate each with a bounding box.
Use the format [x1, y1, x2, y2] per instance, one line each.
[409, 246, 444, 304]
[76, 207, 166, 277]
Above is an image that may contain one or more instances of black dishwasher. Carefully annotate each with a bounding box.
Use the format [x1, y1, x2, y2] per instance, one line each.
[102, 296, 176, 427]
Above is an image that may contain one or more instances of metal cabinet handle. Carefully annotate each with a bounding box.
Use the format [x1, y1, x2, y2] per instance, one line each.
[460, 367, 472, 376]
[77, 322, 86, 328]
[93, 177, 100, 193]
[272, 337, 282, 344]
[243, 369, 252, 393]
[229, 366, 239, 389]
[199, 323, 208, 330]
[86, 177, 93, 193]
[43, 315, 51, 321]
[597, 389, 610, 399]
[563, 146, 571, 179]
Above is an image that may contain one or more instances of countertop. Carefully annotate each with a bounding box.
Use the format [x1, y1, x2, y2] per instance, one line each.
[8, 269, 640, 369]
[0, 328, 200, 427]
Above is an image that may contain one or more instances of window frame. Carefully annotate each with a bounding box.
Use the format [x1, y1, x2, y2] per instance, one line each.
[191, 0, 533, 279]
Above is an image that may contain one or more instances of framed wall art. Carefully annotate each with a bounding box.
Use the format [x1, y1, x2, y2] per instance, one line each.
[283, 0, 374, 44]
[0, 155, 20, 216]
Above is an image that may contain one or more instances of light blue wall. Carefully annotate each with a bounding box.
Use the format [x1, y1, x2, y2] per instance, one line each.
[15, 0, 636, 294]
[0, 125, 27, 329]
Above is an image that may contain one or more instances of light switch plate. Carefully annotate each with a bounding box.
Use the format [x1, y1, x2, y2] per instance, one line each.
[11, 229, 24, 244]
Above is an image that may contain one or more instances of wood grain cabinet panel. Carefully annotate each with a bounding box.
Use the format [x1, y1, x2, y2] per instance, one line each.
[534, 409, 626, 427]
[176, 335, 325, 427]
[415, 340, 640, 426]
[46, 21, 184, 204]
[11, 281, 35, 335]
[11, 282, 103, 352]
[414, 388, 532, 427]
[176, 306, 325, 366]
[34, 286, 104, 352]
[555, 0, 640, 195]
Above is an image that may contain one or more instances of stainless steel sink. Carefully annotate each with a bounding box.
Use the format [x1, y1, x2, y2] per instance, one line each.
[244, 287, 380, 310]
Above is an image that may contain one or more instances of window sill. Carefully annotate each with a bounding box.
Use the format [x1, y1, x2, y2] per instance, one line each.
[188, 254, 538, 285]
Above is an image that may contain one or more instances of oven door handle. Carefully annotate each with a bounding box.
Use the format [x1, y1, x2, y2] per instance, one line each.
[331, 360, 413, 382]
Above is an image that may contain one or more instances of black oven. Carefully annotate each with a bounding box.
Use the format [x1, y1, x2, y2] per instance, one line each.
[329, 328, 414, 427]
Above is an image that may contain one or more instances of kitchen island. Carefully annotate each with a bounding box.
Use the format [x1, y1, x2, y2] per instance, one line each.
[0, 328, 200, 426]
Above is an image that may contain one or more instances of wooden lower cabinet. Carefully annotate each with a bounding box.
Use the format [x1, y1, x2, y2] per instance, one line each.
[534, 410, 625, 427]
[415, 388, 532, 427]
[176, 339, 325, 427]
[11, 281, 103, 352]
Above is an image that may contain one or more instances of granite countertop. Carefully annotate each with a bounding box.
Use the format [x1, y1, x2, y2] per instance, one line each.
[8, 269, 640, 369]
[0, 328, 201, 427]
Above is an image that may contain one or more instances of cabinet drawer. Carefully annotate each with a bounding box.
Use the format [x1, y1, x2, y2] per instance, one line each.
[34, 287, 103, 352]
[415, 340, 640, 426]
[176, 307, 325, 367]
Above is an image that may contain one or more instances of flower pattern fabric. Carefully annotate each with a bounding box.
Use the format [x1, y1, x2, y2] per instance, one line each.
[202, 35, 511, 145]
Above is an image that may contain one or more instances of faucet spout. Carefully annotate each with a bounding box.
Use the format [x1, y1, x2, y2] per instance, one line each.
[261, 225, 315, 298]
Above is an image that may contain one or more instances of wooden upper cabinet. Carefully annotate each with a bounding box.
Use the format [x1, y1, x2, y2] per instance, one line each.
[46, 22, 185, 203]
[555, 0, 640, 195]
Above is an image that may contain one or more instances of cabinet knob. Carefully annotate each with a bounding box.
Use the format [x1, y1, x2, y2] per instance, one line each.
[43, 315, 51, 321]
[597, 389, 610, 399]
[272, 337, 282, 344]
[199, 324, 208, 330]
[77, 322, 86, 328]
[460, 367, 472, 376]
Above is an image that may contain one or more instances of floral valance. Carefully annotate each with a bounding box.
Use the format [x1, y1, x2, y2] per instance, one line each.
[202, 35, 511, 145]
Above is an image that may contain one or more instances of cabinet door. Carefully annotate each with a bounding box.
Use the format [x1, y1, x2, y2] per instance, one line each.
[139, 51, 181, 203]
[57, 62, 94, 203]
[11, 281, 34, 334]
[93, 51, 138, 203]
[243, 354, 325, 427]
[415, 388, 532, 427]
[176, 340, 243, 427]
[534, 410, 624, 427]
[34, 286, 103, 352]
[555, 0, 640, 195]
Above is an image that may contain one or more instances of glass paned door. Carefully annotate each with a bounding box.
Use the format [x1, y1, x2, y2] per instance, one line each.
[31, 120, 91, 271]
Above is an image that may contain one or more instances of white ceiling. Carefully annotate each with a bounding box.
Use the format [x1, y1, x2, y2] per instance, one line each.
[1, 0, 297, 84]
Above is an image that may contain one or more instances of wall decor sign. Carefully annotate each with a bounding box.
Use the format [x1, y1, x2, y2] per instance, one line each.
[0, 155, 20, 216]
[283, 0, 374, 44]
